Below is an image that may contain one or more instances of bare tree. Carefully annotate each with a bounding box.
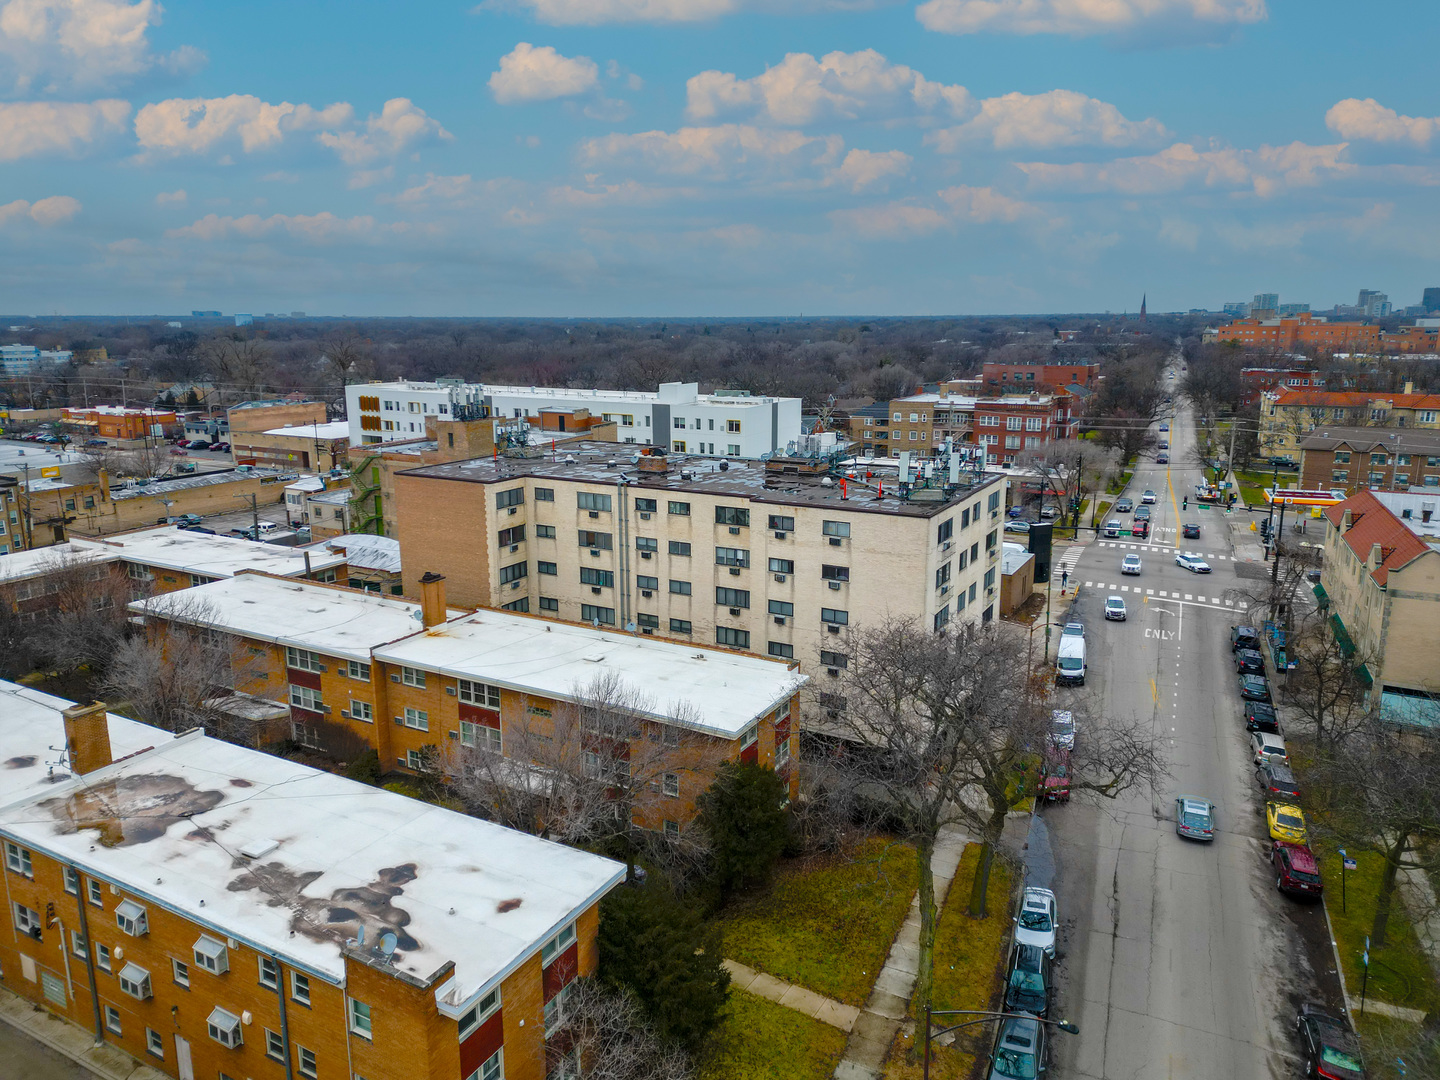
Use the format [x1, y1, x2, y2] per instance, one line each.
[1016, 438, 1118, 527]
[814, 617, 1167, 1020]
[102, 595, 265, 742]
[544, 978, 693, 1080]
[445, 672, 726, 878]
[36, 553, 133, 675]
[198, 335, 271, 398]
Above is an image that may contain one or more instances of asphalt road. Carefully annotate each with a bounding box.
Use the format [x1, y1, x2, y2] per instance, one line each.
[0, 1024, 95, 1080]
[1036, 364, 1344, 1079]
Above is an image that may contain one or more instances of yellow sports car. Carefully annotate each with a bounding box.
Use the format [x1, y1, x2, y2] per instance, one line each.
[1266, 802, 1308, 844]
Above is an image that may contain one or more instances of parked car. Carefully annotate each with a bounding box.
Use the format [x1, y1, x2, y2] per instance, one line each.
[1061, 622, 1084, 638]
[176, 514, 203, 527]
[986, 1013, 1047, 1080]
[1176, 552, 1212, 573]
[1244, 701, 1281, 734]
[1039, 749, 1071, 803]
[1006, 521, 1031, 535]
[1008, 506, 1025, 519]
[1114, 497, 1134, 513]
[1121, 553, 1142, 575]
[1272, 842, 1324, 900]
[1250, 729, 1288, 766]
[1004, 944, 1053, 1017]
[1103, 519, 1123, 538]
[1239, 673, 1272, 703]
[1040, 506, 1059, 520]
[1104, 595, 1127, 621]
[1257, 760, 1301, 801]
[1175, 796, 1215, 841]
[84, 438, 107, 447]
[1159, 423, 1169, 431]
[1294, 1004, 1364, 1078]
[1049, 709, 1076, 750]
[1158, 441, 1169, 449]
[1235, 649, 1265, 675]
[1266, 802, 1308, 844]
[213, 442, 231, 452]
[1014, 887, 1057, 956]
[169, 446, 188, 455]
[1231, 625, 1262, 652]
[256, 521, 280, 535]
[1141, 489, 1157, 504]
[1182, 522, 1201, 539]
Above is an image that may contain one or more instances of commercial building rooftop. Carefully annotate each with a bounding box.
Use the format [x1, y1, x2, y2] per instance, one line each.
[0, 680, 624, 1008]
[321, 533, 401, 573]
[108, 466, 296, 500]
[261, 421, 351, 440]
[375, 608, 805, 739]
[401, 441, 1000, 518]
[1298, 427, 1440, 454]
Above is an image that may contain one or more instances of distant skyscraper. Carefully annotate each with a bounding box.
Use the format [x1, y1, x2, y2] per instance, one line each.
[1423, 287, 1440, 314]
[234, 313, 254, 327]
[1253, 292, 1279, 312]
[1223, 302, 1251, 317]
[1357, 289, 1390, 317]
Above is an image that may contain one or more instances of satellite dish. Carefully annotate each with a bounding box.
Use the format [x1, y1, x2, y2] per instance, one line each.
[786, 441, 798, 455]
[379, 932, 398, 959]
[411, 609, 424, 622]
[630, 454, 640, 464]
[356, 926, 365, 946]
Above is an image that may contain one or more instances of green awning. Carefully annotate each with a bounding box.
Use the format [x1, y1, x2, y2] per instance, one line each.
[1329, 614, 1356, 657]
[1312, 581, 1328, 602]
[1353, 663, 1373, 687]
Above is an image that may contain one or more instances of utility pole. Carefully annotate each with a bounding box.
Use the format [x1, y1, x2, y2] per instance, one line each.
[234, 492, 260, 539]
[1264, 459, 1281, 555]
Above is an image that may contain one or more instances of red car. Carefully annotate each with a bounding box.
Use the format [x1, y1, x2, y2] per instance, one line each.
[1132, 519, 1150, 539]
[1039, 749, 1071, 802]
[1271, 840, 1323, 899]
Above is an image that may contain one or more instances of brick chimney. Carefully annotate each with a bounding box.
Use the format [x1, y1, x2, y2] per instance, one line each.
[63, 701, 112, 776]
[636, 450, 670, 474]
[419, 572, 447, 629]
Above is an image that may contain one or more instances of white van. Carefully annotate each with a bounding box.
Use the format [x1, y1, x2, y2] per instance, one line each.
[1056, 635, 1086, 686]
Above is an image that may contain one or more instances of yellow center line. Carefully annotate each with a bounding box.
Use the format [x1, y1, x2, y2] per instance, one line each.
[1150, 677, 1158, 703]
[1166, 442, 1182, 550]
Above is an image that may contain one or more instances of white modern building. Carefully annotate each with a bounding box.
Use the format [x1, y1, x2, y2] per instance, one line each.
[1, 344, 72, 376]
[345, 380, 804, 460]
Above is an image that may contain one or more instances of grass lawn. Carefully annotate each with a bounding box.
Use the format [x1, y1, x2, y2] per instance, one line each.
[1105, 469, 1134, 495]
[719, 838, 919, 1007]
[695, 990, 847, 1080]
[1234, 469, 1275, 509]
[882, 843, 1016, 1079]
[1312, 841, 1439, 1013]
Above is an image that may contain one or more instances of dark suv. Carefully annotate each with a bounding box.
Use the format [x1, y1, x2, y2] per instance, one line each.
[1003, 944, 1052, 1018]
[1257, 760, 1301, 801]
[1244, 701, 1281, 734]
[1235, 649, 1265, 675]
[1231, 625, 1261, 652]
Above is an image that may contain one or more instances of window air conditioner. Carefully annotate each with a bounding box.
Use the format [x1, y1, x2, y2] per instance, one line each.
[446, 686, 457, 695]
[773, 573, 787, 583]
[728, 526, 741, 535]
[509, 544, 519, 553]
[942, 540, 952, 551]
[639, 512, 652, 520]
[729, 607, 742, 616]
[588, 511, 599, 519]
[729, 567, 741, 576]
[389, 673, 401, 682]
[829, 537, 843, 546]
[827, 667, 839, 677]
[774, 531, 787, 540]
[828, 581, 842, 590]
[642, 627, 654, 634]
[511, 581, 521, 590]
[827, 624, 841, 634]
[340, 709, 350, 718]
[940, 584, 950, 595]
[508, 507, 517, 516]
[642, 590, 653, 598]
[591, 587, 602, 595]
[590, 549, 601, 557]
[774, 616, 786, 625]
[641, 551, 653, 559]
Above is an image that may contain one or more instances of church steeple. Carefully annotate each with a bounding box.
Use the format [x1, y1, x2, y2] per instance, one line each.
[1140, 293, 1147, 323]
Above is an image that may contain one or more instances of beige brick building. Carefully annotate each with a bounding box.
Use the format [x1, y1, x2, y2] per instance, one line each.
[391, 443, 1008, 690]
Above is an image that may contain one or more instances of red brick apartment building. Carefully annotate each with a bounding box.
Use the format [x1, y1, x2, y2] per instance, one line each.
[980, 362, 1099, 393]
[1214, 313, 1381, 352]
[0, 682, 624, 1080]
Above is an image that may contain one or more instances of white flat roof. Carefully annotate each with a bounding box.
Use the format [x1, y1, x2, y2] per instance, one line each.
[320, 534, 400, 573]
[132, 574, 465, 662]
[262, 421, 351, 440]
[375, 609, 805, 738]
[0, 683, 623, 1007]
[0, 542, 114, 584]
[86, 526, 347, 578]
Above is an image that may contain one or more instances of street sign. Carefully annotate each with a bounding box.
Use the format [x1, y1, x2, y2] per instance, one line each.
[1343, 857, 1357, 870]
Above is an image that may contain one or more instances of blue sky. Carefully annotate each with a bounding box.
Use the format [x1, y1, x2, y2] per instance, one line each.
[2, 0, 1437, 316]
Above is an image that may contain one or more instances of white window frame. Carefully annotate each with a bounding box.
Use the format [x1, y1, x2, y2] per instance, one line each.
[460, 721, 502, 754]
[403, 707, 429, 731]
[458, 679, 502, 709]
[4, 841, 31, 877]
[115, 899, 148, 936]
[541, 923, 576, 967]
[349, 997, 373, 1039]
[208, 1007, 243, 1048]
[466, 1048, 504, 1080]
[119, 962, 152, 1000]
[350, 699, 374, 722]
[458, 988, 501, 1040]
[265, 1028, 285, 1060]
[259, 956, 279, 989]
[172, 957, 189, 985]
[193, 935, 229, 975]
[147, 1028, 165, 1058]
[105, 1006, 121, 1035]
[346, 660, 371, 680]
[285, 647, 323, 673]
[290, 684, 323, 712]
[662, 773, 680, 798]
[297, 1046, 318, 1079]
[401, 667, 426, 688]
[291, 971, 311, 1006]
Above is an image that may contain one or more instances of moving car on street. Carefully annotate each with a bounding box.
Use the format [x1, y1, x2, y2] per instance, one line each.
[1266, 802, 1308, 844]
[1104, 595, 1127, 621]
[1141, 489, 1157, 503]
[1014, 887, 1058, 956]
[1176, 552, 1212, 573]
[1121, 553, 1142, 575]
[1294, 1004, 1364, 1078]
[1272, 842, 1324, 899]
[1157, 454, 1168, 464]
[1175, 797, 1215, 841]
[1103, 519, 1123, 538]
[1115, 497, 1134, 513]
[1182, 522, 1201, 539]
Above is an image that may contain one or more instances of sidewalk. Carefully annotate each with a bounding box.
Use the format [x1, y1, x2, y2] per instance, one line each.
[723, 960, 860, 1032]
[833, 827, 969, 1080]
[0, 989, 168, 1080]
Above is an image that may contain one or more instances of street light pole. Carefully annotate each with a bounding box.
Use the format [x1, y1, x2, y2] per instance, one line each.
[922, 1008, 1079, 1080]
[1271, 500, 1288, 584]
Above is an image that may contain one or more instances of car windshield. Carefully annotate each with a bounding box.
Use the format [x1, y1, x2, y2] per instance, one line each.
[1183, 810, 1210, 828]
[1320, 1045, 1362, 1071]
[1010, 968, 1045, 994]
[1018, 909, 1051, 931]
[1292, 868, 1322, 884]
[993, 1048, 1038, 1079]
[1276, 812, 1304, 829]
[1059, 658, 1081, 671]
[1052, 717, 1074, 734]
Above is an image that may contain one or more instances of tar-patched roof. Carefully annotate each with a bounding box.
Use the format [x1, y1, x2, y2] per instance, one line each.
[320, 533, 401, 573]
[0, 684, 624, 1007]
[131, 573, 463, 661]
[375, 608, 805, 738]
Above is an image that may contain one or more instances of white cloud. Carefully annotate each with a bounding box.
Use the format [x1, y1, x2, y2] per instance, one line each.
[927, 89, 1167, 151]
[0, 0, 204, 94]
[915, 0, 1266, 38]
[938, 184, 1037, 223]
[834, 148, 911, 191]
[1326, 98, 1438, 147]
[165, 211, 376, 243]
[581, 123, 843, 182]
[392, 174, 477, 204]
[317, 98, 452, 166]
[485, 0, 739, 25]
[687, 49, 973, 125]
[490, 42, 599, 103]
[135, 95, 354, 155]
[0, 195, 81, 227]
[1016, 140, 1352, 197]
[1158, 217, 1200, 250]
[830, 184, 1045, 238]
[154, 188, 185, 205]
[0, 99, 129, 160]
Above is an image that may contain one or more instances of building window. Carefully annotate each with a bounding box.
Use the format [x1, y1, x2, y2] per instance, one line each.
[726, 420, 742, 433]
[715, 546, 749, 567]
[769, 557, 794, 574]
[72, 930, 88, 959]
[1332, 471, 1349, 483]
[4, 841, 32, 877]
[637, 574, 659, 591]
[290, 684, 323, 712]
[670, 619, 692, 634]
[467, 1049, 504, 1080]
[115, 899, 147, 936]
[285, 646, 323, 672]
[265, 1028, 285, 1059]
[635, 498, 658, 513]
[350, 700, 374, 722]
[498, 561, 528, 585]
[536, 524, 556, 539]
[937, 519, 953, 544]
[820, 649, 848, 669]
[934, 606, 951, 631]
[460, 720, 502, 753]
[821, 607, 848, 625]
[716, 627, 750, 648]
[821, 564, 850, 583]
[577, 492, 612, 512]
[669, 540, 691, 557]
[349, 999, 373, 1039]
[458, 989, 502, 1040]
[668, 501, 690, 516]
[540, 596, 559, 611]
[105, 1006, 121, 1035]
[542, 923, 576, 966]
[193, 935, 229, 975]
[147, 1028, 164, 1058]
[291, 971, 311, 1006]
[399, 666, 426, 688]
[769, 641, 794, 659]
[297, 1046, 318, 1079]
[495, 488, 525, 510]
[581, 604, 615, 625]
[662, 773, 680, 798]
[580, 567, 614, 588]
[498, 524, 526, 546]
[346, 660, 371, 680]
[403, 707, 428, 731]
[208, 1008, 243, 1049]
[535, 487, 555, 502]
[769, 599, 794, 616]
[715, 506, 749, 527]
[538, 561, 557, 575]
[119, 962, 152, 1000]
[172, 957, 189, 986]
[577, 530, 613, 549]
[97, 944, 111, 972]
[672, 440, 686, 452]
[665, 578, 691, 596]
[715, 587, 750, 608]
[635, 536, 658, 553]
[458, 679, 501, 709]
[63, 866, 79, 894]
[544, 983, 572, 1039]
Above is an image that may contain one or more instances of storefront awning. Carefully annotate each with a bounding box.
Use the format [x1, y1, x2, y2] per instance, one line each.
[1329, 613, 1356, 657]
[1312, 581, 1328, 603]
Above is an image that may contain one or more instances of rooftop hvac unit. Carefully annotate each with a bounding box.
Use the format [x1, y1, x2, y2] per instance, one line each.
[728, 607, 742, 616]
[773, 573, 787, 583]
